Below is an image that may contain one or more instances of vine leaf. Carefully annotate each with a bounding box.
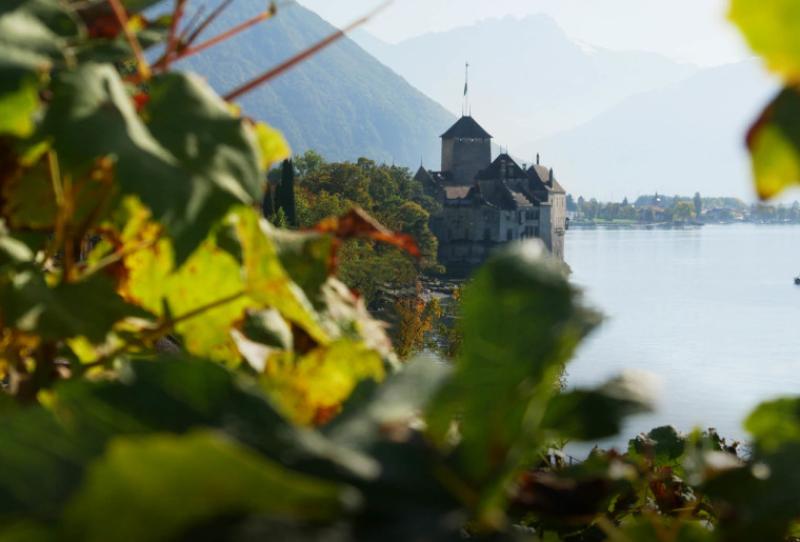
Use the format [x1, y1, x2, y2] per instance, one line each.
[41, 65, 266, 263]
[745, 397, 800, 453]
[730, 0, 800, 84]
[121, 215, 255, 364]
[541, 372, 654, 442]
[426, 241, 600, 523]
[746, 87, 800, 199]
[314, 207, 421, 267]
[62, 431, 354, 542]
[261, 340, 386, 426]
[0, 270, 150, 342]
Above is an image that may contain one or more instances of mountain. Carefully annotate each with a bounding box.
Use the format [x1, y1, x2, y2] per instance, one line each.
[175, 2, 454, 167]
[351, 15, 698, 153]
[533, 61, 779, 201]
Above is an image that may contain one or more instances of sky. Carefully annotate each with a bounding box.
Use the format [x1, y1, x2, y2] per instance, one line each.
[297, 0, 750, 66]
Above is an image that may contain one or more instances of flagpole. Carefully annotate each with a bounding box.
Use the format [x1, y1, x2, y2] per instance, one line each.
[464, 62, 469, 117]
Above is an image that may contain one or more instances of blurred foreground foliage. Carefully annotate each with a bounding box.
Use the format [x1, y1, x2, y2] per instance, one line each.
[0, 0, 799, 541]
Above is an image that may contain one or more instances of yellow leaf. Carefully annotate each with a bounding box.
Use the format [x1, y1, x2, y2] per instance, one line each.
[730, 0, 800, 83]
[252, 122, 291, 171]
[232, 207, 329, 345]
[262, 340, 385, 425]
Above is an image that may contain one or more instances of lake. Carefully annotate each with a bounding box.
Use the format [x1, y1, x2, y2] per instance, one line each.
[566, 224, 800, 448]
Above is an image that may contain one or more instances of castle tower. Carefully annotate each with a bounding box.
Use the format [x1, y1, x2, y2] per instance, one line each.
[440, 116, 492, 186]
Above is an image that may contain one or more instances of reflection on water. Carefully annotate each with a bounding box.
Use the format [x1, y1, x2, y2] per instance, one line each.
[566, 225, 800, 448]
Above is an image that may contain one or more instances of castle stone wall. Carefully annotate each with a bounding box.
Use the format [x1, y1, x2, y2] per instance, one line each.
[441, 138, 491, 186]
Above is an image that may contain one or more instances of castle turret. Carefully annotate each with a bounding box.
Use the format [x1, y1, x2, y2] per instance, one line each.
[440, 116, 492, 186]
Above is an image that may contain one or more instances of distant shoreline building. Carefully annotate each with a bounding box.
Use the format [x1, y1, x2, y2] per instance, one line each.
[415, 115, 567, 275]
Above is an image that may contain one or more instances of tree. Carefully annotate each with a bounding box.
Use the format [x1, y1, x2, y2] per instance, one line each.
[566, 194, 577, 212]
[275, 159, 297, 227]
[673, 201, 695, 222]
[694, 191, 703, 218]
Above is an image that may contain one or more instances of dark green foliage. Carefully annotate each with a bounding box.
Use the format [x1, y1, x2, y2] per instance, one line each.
[275, 159, 297, 227]
[292, 151, 441, 302]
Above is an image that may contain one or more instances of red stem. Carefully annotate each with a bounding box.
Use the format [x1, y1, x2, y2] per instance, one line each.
[164, 0, 188, 69]
[177, 9, 275, 60]
[223, 1, 391, 102]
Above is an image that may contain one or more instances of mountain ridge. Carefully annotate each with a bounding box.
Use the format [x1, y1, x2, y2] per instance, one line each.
[533, 60, 778, 200]
[351, 14, 699, 153]
[175, 2, 455, 168]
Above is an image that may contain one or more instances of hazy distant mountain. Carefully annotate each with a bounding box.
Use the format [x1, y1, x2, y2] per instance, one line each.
[177, 2, 454, 167]
[351, 15, 698, 152]
[534, 61, 778, 200]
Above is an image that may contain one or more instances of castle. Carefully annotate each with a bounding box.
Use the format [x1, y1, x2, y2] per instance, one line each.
[415, 115, 567, 274]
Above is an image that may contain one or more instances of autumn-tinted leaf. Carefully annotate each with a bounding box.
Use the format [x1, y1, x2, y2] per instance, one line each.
[314, 207, 420, 259]
[730, 0, 800, 83]
[261, 340, 385, 426]
[746, 87, 800, 200]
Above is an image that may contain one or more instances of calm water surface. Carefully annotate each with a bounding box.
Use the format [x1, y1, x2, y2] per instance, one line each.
[566, 224, 800, 447]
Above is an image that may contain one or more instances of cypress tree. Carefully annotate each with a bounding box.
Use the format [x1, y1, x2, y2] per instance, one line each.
[276, 159, 297, 227]
[261, 177, 275, 220]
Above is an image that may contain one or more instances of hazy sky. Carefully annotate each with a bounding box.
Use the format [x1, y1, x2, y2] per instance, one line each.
[297, 0, 751, 66]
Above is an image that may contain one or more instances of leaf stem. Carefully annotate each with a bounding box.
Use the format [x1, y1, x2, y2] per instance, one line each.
[176, 8, 276, 61]
[82, 290, 247, 370]
[164, 0, 188, 70]
[107, 0, 151, 80]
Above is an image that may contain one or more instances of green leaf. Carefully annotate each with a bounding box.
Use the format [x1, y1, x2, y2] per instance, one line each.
[325, 354, 452, 452]
[0, 73, 40, 137]
[703, 445, 800, 542]
[0, 521, 54, 542]
[730, 0, 800, 83]
[0, 0, 77, 130]
[42, 65, 261, 263]
[628, 426, 686, 466]
[0, 270, 149, 342]
[62, 431, 356, 542]
[0, 231, 34, 267]
[746, 87, 800, 200]
[52, 358, 336, 466]
[231, 208, 330, 345]
[541, 372, 654, 442]
[0, 0, 80, 39]
[617, 517, 715, 542]
[144, 71, 264, 222]
[745, 398, 800, 452]
[272, 228, 334, 301]
[426, 242, 600, 503]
